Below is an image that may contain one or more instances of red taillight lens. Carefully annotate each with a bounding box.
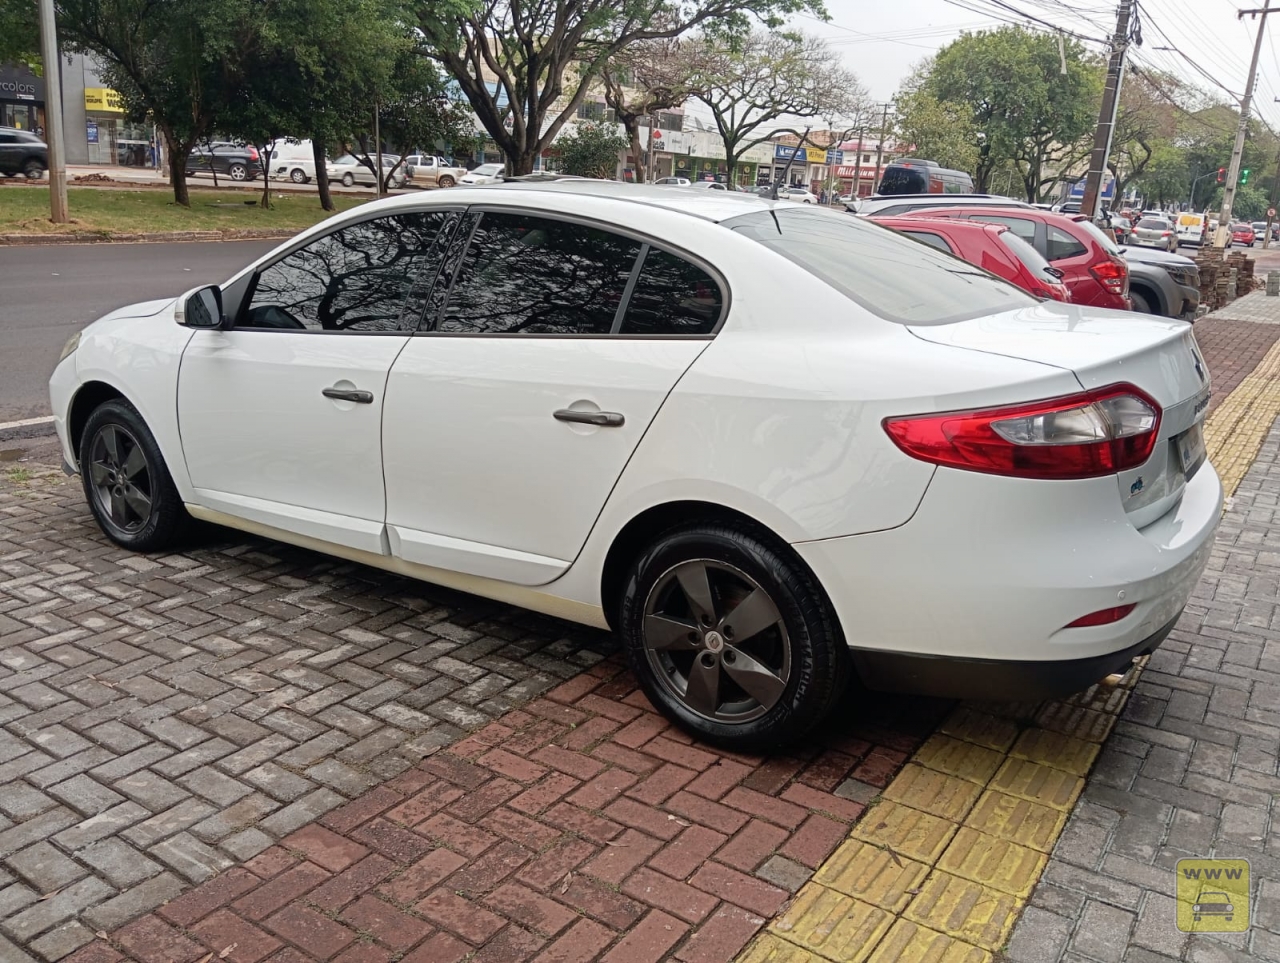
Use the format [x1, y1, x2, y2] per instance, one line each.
[883, 384, 1161, 480]
[248, 146, 259, 160]
[1065, 604, 1136, 628]
[1090, 258, 1128, 295]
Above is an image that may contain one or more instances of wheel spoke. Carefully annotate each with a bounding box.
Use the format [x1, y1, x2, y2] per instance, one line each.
[89, 460, 111, 486]
[100, 426, 121, 467]
[121, 444, 147, 480]
[684, 655, 720, 715]
[720, 588, 782, 644]
[109, 489, 129, 525]
[122, 487, 152, 521]
[644, 614, 698, 651]
[676, 563, 716, 624]
[722, 648, 787, 709]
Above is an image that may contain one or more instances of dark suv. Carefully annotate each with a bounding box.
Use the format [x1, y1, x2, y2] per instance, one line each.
[186, 142, 261, 181]
[0, 127, 48, 179]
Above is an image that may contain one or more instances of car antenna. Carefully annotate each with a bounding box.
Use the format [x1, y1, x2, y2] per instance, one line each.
[771, 126, 811, 201]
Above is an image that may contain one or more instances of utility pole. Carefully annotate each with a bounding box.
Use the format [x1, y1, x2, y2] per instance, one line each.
[871, 103, 893, 191]
[1081, 0, 1133, 219]
[1215, 1, 1273, 247]
[647, 113, 658, 183]
[852, 127, 865, 199]
[37, 0, 68, 223]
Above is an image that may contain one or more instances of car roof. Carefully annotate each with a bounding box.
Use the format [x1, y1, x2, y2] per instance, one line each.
[889, 205, 1083, 224]
[875, 215, 1006, 235]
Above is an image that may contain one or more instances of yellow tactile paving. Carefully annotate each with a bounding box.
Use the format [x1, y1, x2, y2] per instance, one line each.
[1008, 728, 1100, 776]
[740, 338, 1278, 962]
[850, 801, 958, 865]
[911, 734, 1005, 785]
[769, 883, 894, 962]
[962, 789, 1066, 854]
[813, 839, 930, 912]
[866, 920, 993, 963]
[881, 764, 984, 821]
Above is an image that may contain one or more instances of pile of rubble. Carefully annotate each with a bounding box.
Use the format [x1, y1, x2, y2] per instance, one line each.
[1193, 248, 1258, 311]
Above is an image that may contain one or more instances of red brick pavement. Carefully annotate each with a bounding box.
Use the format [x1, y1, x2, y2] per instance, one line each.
[64, 658, 946, 963]
[1193, 315, 1280, 416]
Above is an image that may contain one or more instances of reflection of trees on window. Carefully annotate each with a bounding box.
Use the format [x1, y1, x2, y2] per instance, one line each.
[440, 213, 640, 335]
[620, 248, 723, 334]
[241, 213, 451, 332]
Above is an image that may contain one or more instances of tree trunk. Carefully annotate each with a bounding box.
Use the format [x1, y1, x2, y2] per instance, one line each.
[510, 150, 538, 176]
[625, 119, 644, 183]
[260, 147, 271, 209]
[165, 134, 191, 207]
[313, 135, 334, 212]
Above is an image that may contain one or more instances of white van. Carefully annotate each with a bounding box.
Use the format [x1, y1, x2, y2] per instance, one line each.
[1175, 212, 1209, 247]
[266, 139, 317, 184]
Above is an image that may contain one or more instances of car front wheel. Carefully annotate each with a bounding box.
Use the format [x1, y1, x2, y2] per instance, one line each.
[341, 172, 354, 187]
[290, 168, 308, 183]
[439, 175, 456, 188]
[22, 159, 44, 179]
[79, 399, 189, 552]
[620, 522, 848, 750]
[228, 163, 247, 181]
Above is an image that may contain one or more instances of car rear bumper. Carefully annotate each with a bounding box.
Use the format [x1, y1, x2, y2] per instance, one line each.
[794, 460, 1222, 700]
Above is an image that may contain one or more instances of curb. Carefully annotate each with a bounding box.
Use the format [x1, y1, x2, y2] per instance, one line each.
[0, 228, 299, 246]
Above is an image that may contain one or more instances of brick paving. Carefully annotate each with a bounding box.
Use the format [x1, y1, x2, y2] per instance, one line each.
[1192, 316, 1280, 417]
[1005, 419, 1280, 963]
[0, 473, 945, 961]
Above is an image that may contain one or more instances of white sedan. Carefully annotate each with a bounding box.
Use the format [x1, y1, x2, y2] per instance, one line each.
[49, 182, 1221, 749]
[776, 186, 818, 203]
[459, 162, 505, 185]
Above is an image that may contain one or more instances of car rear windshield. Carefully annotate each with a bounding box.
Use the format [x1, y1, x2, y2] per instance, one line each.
[1136, 218, 1169, 231]
[998, 230, 1056, 277]
[1076, 218, 1121, 254]
[725, 207, 1033, 325]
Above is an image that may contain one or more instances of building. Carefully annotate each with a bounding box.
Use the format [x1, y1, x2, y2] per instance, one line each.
[0, 64, 44, 133]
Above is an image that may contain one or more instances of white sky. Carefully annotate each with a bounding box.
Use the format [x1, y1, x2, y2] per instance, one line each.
[769, 0, 1280, 134]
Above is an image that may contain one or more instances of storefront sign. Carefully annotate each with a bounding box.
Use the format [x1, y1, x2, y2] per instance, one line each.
[84, 88, 125, 114]
[640, 127, 692, 154]
[774, 144, 804, 162]
[826, 150, 844, 165]
[86, 119, 98, 144]
[0, 67, 43, 102]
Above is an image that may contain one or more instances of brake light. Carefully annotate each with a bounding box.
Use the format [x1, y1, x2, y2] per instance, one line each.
[248, 146, 259, 160]
[1090, 258, 1127, 295]
[1065, 604, 1136, 627]
[883, 384, 1161, 480]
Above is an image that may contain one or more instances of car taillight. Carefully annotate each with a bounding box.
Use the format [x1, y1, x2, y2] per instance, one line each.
[248, 146, 259, 160]
[1090, 258, 1127, 295]
[1065, 604, 1136, 628]
[883, 384, 1161, 480]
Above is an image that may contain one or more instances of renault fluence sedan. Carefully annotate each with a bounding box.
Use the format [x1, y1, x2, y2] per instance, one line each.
[49, 183, 1221, 749]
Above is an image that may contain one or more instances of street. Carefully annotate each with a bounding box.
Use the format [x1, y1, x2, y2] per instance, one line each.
[0, 241, 276, 425]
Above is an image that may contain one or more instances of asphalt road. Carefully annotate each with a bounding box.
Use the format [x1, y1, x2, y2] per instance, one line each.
[0, 240, 276, 426]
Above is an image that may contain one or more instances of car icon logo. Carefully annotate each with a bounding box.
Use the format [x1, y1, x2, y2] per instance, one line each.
[1193, 891, 1235, 922]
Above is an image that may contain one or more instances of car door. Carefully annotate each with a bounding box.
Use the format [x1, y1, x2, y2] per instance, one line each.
[0, 133, 16, 174]
[177, 209, 462, 553]
[381, 208, 722, 585]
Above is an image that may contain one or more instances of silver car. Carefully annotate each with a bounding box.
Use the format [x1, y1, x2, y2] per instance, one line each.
[324, 153, 408, 189]
[1130, 216, 1178, 252]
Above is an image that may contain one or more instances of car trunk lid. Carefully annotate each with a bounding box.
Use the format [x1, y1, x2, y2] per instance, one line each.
[909, 304, 1211, 528]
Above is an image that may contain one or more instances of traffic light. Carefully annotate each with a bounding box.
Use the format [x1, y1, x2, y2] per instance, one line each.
[1217, 167, 1226, 182]
[1241, 168, 1251, 185]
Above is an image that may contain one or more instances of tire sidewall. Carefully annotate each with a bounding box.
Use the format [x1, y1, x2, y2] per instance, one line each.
[229, 164, 247, 181]
[78, 400, 181, 551]
[342, 173, 354, 187]
[1129, 291, 1150, 314]
[619, 525, 839, 750]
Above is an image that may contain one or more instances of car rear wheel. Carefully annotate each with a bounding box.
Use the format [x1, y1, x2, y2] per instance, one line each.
[1129, 290, 1152, 315]
[439, 175, 456, 188]
[79, 399, 189, 552]
[22, 159, 44, 179]
[228, 163, 247, 181]
[619, 522, 848, 750]
[289, 168, 307, 183]
[341, 172, 354, 187]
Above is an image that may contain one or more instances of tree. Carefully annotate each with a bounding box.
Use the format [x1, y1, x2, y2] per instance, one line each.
[0, 0, 39, 68]
[919, 27, 1099, 198]
[691, 31, 865, 184]
[601, 39, 706, 183]
[892, 66, 979, 175]
[555, 120, 628, 177]
[1107, 70, 1180, 202]
[418, 0, 825, 177]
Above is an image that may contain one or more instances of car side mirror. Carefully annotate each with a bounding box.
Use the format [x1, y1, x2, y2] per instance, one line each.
[175, 285, 224, 329]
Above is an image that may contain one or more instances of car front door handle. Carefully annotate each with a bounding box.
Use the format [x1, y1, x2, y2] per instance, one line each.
[322, 387, 374, 404]
[554, 408, 625, 427]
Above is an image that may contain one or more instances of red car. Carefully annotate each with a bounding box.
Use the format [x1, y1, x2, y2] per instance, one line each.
[1230, 223, 1255, 247]
[876, 216, 1071, 302]
[893, 207, 1130, 311]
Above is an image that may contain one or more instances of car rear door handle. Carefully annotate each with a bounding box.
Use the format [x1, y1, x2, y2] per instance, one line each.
[554, 409, 625, 427]
[322, 387, 374, 404]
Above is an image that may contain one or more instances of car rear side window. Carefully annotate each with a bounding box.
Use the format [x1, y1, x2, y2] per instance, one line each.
[901, 231, 955, 254]
[1047, 226, 1089, 261]
[239, 212, 456, 332]
[439, 212, 641, 335]
[998, 230, 1054, 276]
[726, 208, 1032, 325]
[619, 247, 723, 335]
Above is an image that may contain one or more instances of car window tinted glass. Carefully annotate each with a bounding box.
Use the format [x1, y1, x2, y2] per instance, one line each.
[620, 247, 723, 335]
[241, 212, 454, 332]
[1046, 226, 1089, 261]
[1072, 219, 1119, 255]
[727, 208, 1032, 325]
[998, 231, 1055, 275]
[439, 212, 640, 334]
[1136, 218, 1169, 230]
[967, 214, 1036, 241]
[901, 230, 955, 254]
[878, 166, 927, 195]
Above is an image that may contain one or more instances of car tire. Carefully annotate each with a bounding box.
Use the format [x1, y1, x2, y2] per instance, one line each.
[619, 521, 849, 750]
[228, 163, 247, 181]
[341, 172, 354, 187]
[79, 399, 189, 552]
[22, 159, 44, 179]
[439, 175, 456, 188]
[289, 168, 307, 183]
[1129, 290, 1152, 315]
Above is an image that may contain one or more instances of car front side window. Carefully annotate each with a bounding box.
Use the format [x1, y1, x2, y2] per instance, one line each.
[239, 211, 457, 332]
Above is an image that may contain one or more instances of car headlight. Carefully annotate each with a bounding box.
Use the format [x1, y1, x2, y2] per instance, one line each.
[58, 331, 81, 363]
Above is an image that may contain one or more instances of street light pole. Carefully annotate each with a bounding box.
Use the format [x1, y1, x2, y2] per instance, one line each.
[37, 0, 68, 223]
[1214, 1, 1273, 247]
[1188, 170, 1216, 211]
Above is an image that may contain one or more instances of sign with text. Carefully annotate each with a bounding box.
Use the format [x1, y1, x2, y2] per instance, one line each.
[84, 88, 125, 114]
